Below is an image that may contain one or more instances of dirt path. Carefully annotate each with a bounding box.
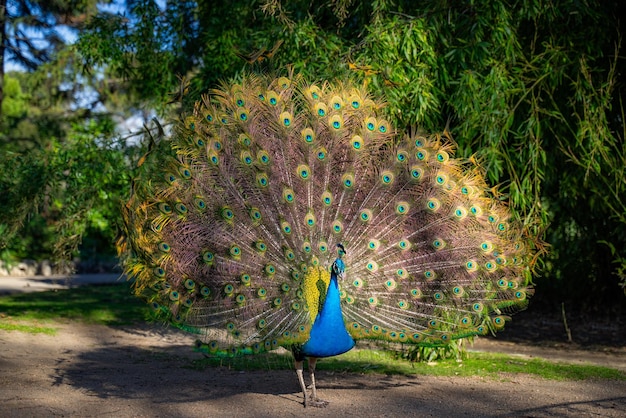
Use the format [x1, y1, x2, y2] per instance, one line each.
[1, 322, 625, 417]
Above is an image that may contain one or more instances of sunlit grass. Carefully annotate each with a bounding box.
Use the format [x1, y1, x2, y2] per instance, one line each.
[0, 321, 56, 334]
[191, 348, 626, 381]
[0, 283, 150, 327]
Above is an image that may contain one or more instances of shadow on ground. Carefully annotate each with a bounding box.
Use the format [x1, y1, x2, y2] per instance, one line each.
[1, 322, 623, 417]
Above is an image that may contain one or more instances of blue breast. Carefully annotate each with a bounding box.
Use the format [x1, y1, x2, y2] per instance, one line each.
[300, 273, 355, 357]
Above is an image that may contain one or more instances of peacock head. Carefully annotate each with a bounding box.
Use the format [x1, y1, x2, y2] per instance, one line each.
[336, 243, 346, 258]
[333, 244, 346, 280]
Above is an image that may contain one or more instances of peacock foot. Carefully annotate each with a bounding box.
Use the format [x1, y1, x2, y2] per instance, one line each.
[305, 395, 329, 408]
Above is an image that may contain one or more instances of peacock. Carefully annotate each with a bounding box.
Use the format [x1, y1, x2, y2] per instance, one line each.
[118, 72, 538, 407]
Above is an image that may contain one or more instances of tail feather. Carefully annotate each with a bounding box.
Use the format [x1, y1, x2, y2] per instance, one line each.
[119, 72, 538, 355]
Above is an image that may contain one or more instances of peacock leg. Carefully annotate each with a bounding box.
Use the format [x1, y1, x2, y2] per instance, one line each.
[294, 359, 310, 407]
[307, 357, 329, 407]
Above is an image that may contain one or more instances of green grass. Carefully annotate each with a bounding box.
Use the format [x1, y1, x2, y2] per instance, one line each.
[0, 284, 624, 381]
[0, 321, 57, 334]
[325, 350, 626, 381]
[191, 348, 626, 381]
[0, 283, 150, 330]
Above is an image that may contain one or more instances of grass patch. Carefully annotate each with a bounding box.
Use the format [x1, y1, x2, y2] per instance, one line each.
[0, 283, 150, 326]
[191, 348, 626, 381]
[445, 352, 625, 380]
[0, 321, 56, 335]
[336, 350, 626, 380]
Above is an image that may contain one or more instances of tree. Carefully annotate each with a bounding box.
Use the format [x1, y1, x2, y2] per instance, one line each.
[77, 0, 357, 112]
[0, 0, 110, 115]
[0, 64, 145, 265]
[0, 0, 137, 268]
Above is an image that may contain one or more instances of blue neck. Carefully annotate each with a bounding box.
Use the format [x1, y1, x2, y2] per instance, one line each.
[300, 271, 355, 357]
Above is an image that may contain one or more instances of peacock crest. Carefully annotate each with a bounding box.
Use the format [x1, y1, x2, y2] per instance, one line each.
[120, 72, 536, 358]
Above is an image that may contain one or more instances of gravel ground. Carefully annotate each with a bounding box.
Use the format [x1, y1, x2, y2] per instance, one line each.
[1, 321, 625, 417]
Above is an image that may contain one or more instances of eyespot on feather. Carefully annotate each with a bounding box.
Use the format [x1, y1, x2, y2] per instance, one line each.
[301, 128, 315, 144]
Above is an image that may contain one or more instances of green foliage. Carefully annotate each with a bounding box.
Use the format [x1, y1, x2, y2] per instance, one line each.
[78, 1, 197, 111]
[357, 15, 442, 129]
[0, 112, 141, 264]
[77, 1, 354, 109]
[1, 76, 28, 118]
[559, 57, 626, 294]
[0, 148, 51, 258]
[264, 17, 349, 81]
[49, 119, 131, 260]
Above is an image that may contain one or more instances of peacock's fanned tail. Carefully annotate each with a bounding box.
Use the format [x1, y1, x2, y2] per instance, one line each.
[119, 72, 536, 355]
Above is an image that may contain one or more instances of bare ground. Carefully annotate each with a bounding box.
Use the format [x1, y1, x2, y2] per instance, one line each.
[1, 321, 625, 417]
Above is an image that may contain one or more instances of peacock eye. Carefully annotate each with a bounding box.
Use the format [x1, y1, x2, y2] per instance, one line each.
[315, 103, 327, 117]
[330, 115, 342, 129]
[280, 111, 292, 127]
[360, 209, 372, 222]
[381, 170, 394, 185]
[301, 128, 315, 143]
[395, 201, 409, 215]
